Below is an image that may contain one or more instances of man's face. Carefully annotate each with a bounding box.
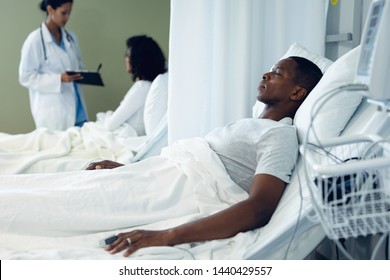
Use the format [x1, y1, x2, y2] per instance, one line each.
[257, 58, 298, 105]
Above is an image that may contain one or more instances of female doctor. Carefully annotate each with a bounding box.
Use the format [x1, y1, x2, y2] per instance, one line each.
[19, 0, 88, 131]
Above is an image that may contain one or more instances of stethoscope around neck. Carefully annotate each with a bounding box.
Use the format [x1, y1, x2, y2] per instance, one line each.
[39, 23, 74, 60]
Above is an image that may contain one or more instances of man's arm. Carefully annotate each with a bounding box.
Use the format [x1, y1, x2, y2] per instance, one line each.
[106, 173, 286, 257]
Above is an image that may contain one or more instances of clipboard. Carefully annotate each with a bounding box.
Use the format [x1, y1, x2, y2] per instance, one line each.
[66, 64, 104, 86]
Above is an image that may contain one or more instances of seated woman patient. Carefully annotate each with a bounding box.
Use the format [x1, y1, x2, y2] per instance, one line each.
[103, 35, 167, 136]
[86, 56, 323, 257]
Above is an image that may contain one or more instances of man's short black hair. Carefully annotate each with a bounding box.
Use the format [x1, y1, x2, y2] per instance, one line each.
[288, 56, 323, 94]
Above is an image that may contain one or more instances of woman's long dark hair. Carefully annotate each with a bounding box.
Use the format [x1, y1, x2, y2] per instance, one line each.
[126, 35, 167, 82]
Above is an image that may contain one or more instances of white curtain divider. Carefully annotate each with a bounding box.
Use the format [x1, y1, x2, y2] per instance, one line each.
[168, 0, 328, 144]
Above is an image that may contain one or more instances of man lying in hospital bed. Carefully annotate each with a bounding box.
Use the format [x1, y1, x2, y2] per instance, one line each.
[1, 42, 369, 260]
[0, 72, 169, 174]
[0, 54, 323, 260]
[88, 44, 368, 259]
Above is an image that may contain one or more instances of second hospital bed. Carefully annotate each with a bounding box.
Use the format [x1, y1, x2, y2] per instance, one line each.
[0, 73, 169, 174]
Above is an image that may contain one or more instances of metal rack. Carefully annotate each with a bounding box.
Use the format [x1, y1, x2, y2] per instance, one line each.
[301, 134, 390, 241]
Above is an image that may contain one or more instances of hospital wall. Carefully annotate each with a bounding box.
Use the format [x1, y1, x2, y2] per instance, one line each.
[0, 0, 170, 134]
[326, 0, 373, 60]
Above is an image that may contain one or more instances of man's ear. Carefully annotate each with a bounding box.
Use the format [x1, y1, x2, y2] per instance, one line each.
[290, 87, 308, 102]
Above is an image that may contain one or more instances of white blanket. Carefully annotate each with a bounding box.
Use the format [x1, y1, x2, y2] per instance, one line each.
[0, 120, 140, 174]
[0, 137, 323, 260]
[0, 138, 256, 260]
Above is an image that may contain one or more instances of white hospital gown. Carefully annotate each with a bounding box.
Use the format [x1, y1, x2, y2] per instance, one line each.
[104, 80, 151, 135]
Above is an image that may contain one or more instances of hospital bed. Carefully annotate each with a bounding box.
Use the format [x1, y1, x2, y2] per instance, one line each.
[2, 42, 386, 260]
[0, 73, 169, 174]
[275, 0, 390, 260]
[135, 1, 387, 259]
[246, 42, 390, 259]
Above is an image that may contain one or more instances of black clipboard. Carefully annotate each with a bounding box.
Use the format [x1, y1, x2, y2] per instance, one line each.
[66, 64, 104, 86]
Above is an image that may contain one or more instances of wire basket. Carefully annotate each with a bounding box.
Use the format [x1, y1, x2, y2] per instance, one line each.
[301, 134, 390, 240]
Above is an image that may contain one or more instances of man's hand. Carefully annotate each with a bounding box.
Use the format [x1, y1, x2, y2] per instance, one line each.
[106, 230, 172, 257]
[86, 160, 124, 170]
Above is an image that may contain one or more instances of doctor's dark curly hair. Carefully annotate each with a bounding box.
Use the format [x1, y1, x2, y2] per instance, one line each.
[126, 35, 167, 82]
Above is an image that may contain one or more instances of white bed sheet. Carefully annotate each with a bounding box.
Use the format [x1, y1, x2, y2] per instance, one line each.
[0, 137, 323, 260]
[0, 119, 142, 174]
[0, 138, 248, 259]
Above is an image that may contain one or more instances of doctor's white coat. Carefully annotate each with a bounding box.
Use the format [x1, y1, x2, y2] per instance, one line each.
[19, 22, 88, 131]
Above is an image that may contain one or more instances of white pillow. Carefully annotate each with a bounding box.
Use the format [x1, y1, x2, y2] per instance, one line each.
[252, 42, 333, 117]
[143, 72, 169, 136]
[294, 45, 363, 143]
[281, 42, 333, 72]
